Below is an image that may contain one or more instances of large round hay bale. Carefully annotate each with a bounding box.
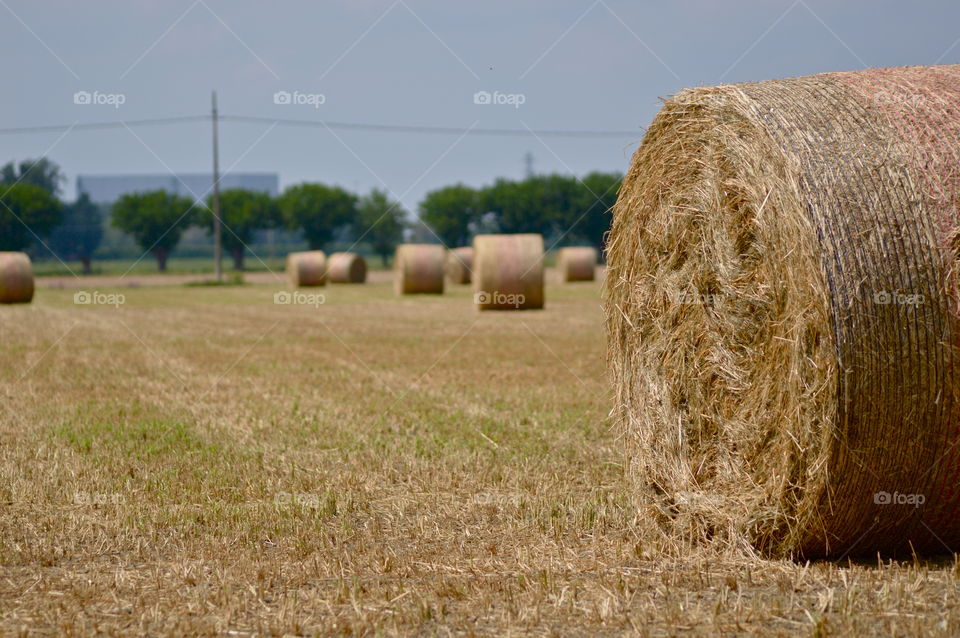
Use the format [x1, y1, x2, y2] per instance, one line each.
[286, 251, 326, 287]
[327, 252, 367, 283]
[0, 252, 34, 304]
[473, 234, 544, 310]
[394, 244, 445, 294]
[446, 247, 473, 285]
[605, 65, 960, 559]
[557, 247, 597, 282]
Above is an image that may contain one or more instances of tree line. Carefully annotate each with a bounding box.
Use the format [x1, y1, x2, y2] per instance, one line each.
[0, 157, 621, 272]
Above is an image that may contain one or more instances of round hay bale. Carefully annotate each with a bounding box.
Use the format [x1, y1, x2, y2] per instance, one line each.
[394, 244, 445, 294]
[473, 234, 544, 310]
[557, 247, 597, 282]
[446, 247, 473, 285]
[286, 251, 327, 287]
[327, 252, 367, 283]
[604, 65, 960, 559]
[0, 252, 34, 304]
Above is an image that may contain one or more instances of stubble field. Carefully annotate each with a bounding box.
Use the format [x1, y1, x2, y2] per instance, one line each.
[1, 270, 958, 636]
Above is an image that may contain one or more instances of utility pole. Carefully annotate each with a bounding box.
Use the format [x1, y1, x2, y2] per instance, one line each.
[211, 90, 223, 282]
[523, 151, 534, 178]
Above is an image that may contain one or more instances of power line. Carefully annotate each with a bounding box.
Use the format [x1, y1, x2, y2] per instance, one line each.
[0, 114, 641, 139]
[0, 115, 209, 135]
[221, 115, 641, 138]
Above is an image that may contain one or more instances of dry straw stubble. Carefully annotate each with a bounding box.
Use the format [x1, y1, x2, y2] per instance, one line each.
[394, 244, 445, 294]
[604, 65, 960, 559]
[0, 252, 34, 304]
[473, 234, 544, 310]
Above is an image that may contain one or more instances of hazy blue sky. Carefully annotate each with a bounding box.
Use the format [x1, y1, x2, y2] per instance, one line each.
[3, 0, 959, 212]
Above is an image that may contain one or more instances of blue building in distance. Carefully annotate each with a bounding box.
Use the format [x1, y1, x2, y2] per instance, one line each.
[77, 172, 279, 204]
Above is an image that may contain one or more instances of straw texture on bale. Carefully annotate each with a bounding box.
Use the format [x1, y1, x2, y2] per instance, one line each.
[327, 252, 367, 283]
[473, 234, 544, 310]
[286, 251, 327, 287]
[0, 252, 34, 304]
[604, 65, 960, 559]
[394, 244, 445, 294]
[557, 247, 597, 282]
[446, 247, 473, 285]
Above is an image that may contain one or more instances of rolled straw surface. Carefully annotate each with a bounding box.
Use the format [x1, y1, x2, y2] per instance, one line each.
[557, 247, 597, 282]
[605, 65, 960, 558]
[286, 251, 327, 287]
[328, 252, 367, 283]
[394, 244, 445, 294]
[0, 252, 34, 304]
[446, 247, 473, 285]
[473, 234, 544, 310]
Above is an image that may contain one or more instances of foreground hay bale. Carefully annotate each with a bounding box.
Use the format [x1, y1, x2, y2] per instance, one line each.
[0, 252, 34, 304]
[286, 251, 327, 287]
[557, 247, 597, 282]
[473, 234, 544, 310]
[605, 65, 960, 559]
[394, 244, 445, 294]
[446, 247, 473, 285]
[327, 252, 367, 283]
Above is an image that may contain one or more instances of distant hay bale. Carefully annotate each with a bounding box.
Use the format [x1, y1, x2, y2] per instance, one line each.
[473, 234, 544, 310]
[286, 251, 327, 287]
[446, 247, 473, 285]
[0, 252, 34, 304]
[604, 65, 960, 559]
[394, 244, 445, 294]
[557, 247, 597, 282]
[327, 252, 367, 283]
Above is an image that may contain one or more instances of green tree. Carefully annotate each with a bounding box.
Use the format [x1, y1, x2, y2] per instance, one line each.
[418, 184, 478, 247]
[0, 183, 64, 251]
[111, 190, 196, 271]
[479, 176, 567, 235]
[279, 183, 356, 250]
[205, 189, 279, 270]
[49, 193, 103, 274]
[572, 172, 621, 252]
[356, 189, 406, 266]
[0, 158, 65, 196]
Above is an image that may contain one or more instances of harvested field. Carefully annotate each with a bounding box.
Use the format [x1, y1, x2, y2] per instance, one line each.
[1, 272, 958, 636]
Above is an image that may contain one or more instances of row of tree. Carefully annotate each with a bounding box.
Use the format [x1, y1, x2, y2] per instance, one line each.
[0, 157, 621, 272]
